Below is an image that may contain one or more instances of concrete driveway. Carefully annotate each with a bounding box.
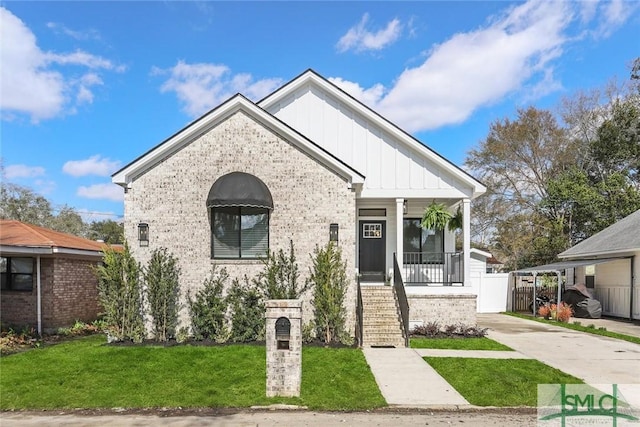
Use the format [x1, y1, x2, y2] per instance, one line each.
[478, 313, 640, 408]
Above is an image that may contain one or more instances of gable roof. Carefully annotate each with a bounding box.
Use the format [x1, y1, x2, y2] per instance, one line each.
[0, 220, 106, 256]
[559, 209, 640, 259]
[259, 69, 486, 198]
[112, 94, 365, 188]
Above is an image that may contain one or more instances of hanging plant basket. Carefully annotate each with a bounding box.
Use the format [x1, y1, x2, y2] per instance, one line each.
[448, 206, 463, 231]
[421, 202, 453, 231]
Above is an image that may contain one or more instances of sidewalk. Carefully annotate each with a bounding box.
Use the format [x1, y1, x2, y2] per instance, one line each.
[362, 347, 469, 408]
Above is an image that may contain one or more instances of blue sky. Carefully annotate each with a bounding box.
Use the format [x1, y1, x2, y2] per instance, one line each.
[1, 1, 638, 222]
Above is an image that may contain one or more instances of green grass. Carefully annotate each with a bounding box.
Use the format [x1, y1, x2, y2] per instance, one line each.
[425, 357, 583, 407]
[0, 335, 385, 410]
[410, 337, 513, 351]
[505, 312, 640, 345]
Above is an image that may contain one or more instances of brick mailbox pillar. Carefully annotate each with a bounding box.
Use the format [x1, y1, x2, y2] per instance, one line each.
[266, 299, 302, 397]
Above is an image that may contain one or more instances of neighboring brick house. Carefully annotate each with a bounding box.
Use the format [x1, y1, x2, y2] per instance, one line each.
[0, 220, 105, 333]
[112, 70, 487, 346]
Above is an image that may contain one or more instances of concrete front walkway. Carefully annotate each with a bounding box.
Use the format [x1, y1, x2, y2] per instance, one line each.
[362, 348, 469, 408]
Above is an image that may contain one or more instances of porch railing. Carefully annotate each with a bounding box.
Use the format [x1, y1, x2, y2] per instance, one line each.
[393, 253, 410, 347]
[402, 252, 464, 285]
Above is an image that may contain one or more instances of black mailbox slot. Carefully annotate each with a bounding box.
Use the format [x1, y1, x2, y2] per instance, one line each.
[275, 317, 291, 350]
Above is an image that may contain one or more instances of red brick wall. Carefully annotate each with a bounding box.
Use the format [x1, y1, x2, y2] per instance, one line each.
[50, 258, 101, 329]
[0, 256, 100, 332]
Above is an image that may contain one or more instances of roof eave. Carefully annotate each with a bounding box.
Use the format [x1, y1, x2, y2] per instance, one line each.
[113, 94, 365, 188]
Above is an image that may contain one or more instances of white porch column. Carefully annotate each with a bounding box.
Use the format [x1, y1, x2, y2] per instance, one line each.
[396, 198, 404, 272]
[463, 199, 471, 287]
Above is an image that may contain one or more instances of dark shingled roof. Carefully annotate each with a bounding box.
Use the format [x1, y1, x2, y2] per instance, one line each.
[559, 209, 640, 259]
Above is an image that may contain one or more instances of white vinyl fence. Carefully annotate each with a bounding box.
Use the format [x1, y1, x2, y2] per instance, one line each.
[471, 272, 510, 313]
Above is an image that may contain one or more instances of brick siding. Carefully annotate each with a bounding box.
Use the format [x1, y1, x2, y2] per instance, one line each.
[125, 111, 357, 335]
[0, 256, 101, 332]
[408, 294, 477, 326]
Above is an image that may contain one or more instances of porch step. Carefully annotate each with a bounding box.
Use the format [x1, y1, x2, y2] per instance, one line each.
[360, 285, 406, 348]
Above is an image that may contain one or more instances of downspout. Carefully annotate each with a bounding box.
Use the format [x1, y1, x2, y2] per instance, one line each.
[36, 256, 42, 336]
[630, 255, 635, 321]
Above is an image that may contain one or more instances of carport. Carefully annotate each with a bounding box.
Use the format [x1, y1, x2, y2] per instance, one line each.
[509, 258, 624, 316]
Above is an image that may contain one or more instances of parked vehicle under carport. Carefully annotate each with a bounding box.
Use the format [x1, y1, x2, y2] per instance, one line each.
[562, 283, 602, 319]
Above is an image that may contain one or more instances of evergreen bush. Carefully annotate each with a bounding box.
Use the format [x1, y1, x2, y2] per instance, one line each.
[227, 277, 265, 342]
[308, 242, 348, 345]
[188, 266, 229, 341]
[95, 243, 145, 342]
[143, 247, 181, 342]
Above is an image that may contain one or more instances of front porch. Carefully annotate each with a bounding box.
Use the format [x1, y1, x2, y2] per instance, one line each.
[356, 198, 472, 288]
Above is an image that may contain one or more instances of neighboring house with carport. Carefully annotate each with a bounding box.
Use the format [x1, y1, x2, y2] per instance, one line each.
[558, 209, 640, 320]
[112, 69, 487, 347]
[0, 220, 105, 334]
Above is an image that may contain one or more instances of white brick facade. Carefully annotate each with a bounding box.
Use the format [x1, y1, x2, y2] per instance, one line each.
[124, 111, 357, 333]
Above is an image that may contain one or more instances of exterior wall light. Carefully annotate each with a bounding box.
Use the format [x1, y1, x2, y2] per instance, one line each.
[329, 223, 339, 242]
[403, 199, 408, 215]
[138, 223, 149, 247]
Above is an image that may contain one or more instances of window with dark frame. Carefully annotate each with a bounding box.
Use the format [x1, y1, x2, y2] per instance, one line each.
[402, 219, 444, 264]
[211, 207, 269, 259]
[0, 257, 34, 291]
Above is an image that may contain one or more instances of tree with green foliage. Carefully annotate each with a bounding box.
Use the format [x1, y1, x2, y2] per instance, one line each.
[88, 219, 124, 244]
[227, 277, 264, 342]
[253, 240, 308, 299]
[0, 182, 55, 227]
[188, 267, 229, 341]
[94, 243, 145, 342]
[308, 242, 348, 345]
[143, 248, 181, 342]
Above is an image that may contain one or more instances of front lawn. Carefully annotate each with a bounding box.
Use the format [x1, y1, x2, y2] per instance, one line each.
[0, 335, 385, 410]
[425, 357, 583, 406]
[410, 337, 513, 350]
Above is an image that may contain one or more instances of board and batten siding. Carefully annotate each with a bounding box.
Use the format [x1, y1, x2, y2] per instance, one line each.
[267, 84, 470, 198]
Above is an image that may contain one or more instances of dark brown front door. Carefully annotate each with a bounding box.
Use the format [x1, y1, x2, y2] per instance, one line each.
[359, 221, 386, 282]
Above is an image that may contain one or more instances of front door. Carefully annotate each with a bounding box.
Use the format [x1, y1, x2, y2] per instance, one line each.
[359, 221, 386, 282]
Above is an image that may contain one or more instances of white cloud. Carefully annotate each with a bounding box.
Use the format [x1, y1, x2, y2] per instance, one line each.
[154, 61, 282, 117]
[77, 183, 124, 202]
[591, 0, 636, 39]
[46, 22, 101, 41]
[328, 77, 386, 107]
[63, 155, 121, 177]
[0, 7, 123, 122]
[5, 164, 45, 179]
[337, 13, 402, 53]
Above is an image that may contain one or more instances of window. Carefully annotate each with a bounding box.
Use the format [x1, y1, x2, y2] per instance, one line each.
[0, 257, 34, 291]
[212, 207, 269, 259]
[403, 219, 444, 263]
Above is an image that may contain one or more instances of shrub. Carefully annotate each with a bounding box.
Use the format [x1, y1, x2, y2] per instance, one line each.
[555, 303, 573, 322]
[308, 242, 348, 345]
[443, 324, 458, 337]
[412, 321, 440, 337]
[188, 267, 229, 341]
[538, 304, 551, 318]
[144, 248, 181, 342]
[227, 277, 265, 343]
[254, 240, 308, 299]
[95, 243, 144, 342]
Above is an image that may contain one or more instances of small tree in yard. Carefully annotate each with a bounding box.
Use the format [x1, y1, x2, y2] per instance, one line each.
[95, 243, 145, 342]
[308, 242, 348, 345]
[188, 266, 229, 341]
[253, 240, 308, 299]
[144, 248, 181, 342]
[227, 277, 265, 342]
